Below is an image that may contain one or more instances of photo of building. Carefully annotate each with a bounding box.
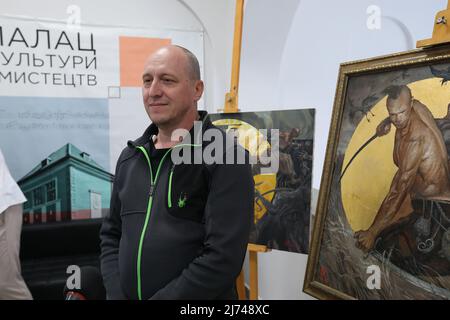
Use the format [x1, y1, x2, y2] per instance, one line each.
[18, 143, 113, 224]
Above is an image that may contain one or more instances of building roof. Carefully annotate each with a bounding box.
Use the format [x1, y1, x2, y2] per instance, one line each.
[19, 143, 108, 183]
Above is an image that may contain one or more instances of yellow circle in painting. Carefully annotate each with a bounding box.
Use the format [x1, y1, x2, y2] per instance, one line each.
[341, 78, 450, 232]
[212, 118, 270, 156]
[253, 174, 277, 223]
[212, 118, 276, 223]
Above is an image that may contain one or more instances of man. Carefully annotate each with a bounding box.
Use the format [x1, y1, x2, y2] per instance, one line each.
[0, 148, 33, 300]
[100, 45, 254, 299]
[354, 85, 450, 273]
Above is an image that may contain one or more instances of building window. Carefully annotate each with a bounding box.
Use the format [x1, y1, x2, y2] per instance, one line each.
[46, 204, 57, 222]
[46, 180, 56, 202]
[90, 191, 102, 218]
[33, 208, 42, 224]
[24, 192, 32, 210]
[23, 212, 30, 225]
[33, 187, 44, 206]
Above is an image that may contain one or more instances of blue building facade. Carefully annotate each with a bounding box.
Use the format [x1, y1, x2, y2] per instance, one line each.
[18, 143, 113, 224]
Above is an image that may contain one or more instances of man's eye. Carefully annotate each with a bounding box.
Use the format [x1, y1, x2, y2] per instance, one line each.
[162, 78, 174, 83]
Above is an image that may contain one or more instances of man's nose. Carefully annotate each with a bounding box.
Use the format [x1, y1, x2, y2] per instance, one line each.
[148, 80, 162, 97]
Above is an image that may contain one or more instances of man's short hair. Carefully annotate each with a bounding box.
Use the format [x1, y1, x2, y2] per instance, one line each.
[174, 45, 201, 81]
[385, 85, 412, 101]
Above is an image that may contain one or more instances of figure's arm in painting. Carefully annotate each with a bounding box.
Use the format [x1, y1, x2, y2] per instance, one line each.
[355, 137, 423, 252]
[376, 117, 391, 137]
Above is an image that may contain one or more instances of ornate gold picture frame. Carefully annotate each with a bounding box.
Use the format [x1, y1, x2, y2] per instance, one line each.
[305, 45, 450, 300]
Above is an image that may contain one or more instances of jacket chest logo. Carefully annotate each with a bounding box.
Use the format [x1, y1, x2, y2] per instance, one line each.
[178, 193, 187, 208]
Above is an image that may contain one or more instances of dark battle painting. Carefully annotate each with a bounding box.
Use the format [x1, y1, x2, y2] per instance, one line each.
[210, 109, 314, 254]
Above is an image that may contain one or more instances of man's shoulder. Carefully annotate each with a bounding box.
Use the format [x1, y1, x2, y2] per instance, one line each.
[116, 145, 137, 168]
[407, 119, 430, 140]
[115, 124, 155, 164]
[405, 117, 441, 150]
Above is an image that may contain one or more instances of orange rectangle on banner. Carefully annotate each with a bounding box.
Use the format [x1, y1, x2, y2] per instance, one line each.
[119, 37, 171, 87]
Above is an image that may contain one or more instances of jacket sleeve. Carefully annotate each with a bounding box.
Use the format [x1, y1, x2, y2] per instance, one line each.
[99, 153, 127, 300]
[150, 144, 254, 299]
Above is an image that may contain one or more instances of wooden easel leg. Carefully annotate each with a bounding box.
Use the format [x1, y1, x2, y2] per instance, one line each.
[249, 251, 258, 300]
[236, 270, 246, 300]
[224, 0, 244, 113]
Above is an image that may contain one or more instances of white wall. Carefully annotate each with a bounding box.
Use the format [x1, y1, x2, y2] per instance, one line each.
[239, 0, 447, 300]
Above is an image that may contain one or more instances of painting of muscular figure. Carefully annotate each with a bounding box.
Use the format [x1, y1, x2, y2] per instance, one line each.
[305, 45, 450, 299]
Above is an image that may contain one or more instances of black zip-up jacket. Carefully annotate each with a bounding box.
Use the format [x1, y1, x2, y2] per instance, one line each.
[100, 111, 254, 300]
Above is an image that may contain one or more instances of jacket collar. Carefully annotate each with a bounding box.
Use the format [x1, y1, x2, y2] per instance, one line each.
[128, 110, 212, 148]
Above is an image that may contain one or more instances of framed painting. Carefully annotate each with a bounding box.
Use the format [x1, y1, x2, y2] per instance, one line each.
[304, 45, 450, 299]
[210, 109, 314, 253]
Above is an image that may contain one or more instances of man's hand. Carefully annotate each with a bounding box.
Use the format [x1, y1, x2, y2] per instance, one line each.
[354, 229, 377, 252]
[376, 118, 391, 137]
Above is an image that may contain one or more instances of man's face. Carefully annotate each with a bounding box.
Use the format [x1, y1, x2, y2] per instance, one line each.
[142, 47, 203, 128]
[387, 90, 412, 129]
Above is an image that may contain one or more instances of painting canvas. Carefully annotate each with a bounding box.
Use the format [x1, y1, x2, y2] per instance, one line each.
[304, 46, 450, 299]
[210, 109, 314, 254]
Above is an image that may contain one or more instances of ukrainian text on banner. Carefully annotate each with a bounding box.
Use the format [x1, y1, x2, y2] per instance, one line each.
[0, 16, 204, 223]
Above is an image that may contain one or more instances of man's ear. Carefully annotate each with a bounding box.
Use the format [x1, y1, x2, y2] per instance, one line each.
[194, 80, 204, 102]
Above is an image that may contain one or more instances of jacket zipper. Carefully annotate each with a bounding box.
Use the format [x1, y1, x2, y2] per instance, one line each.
[135, 146, 172, 300]
[135, 142, 201, 300]
[168, 164, 175, 208]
